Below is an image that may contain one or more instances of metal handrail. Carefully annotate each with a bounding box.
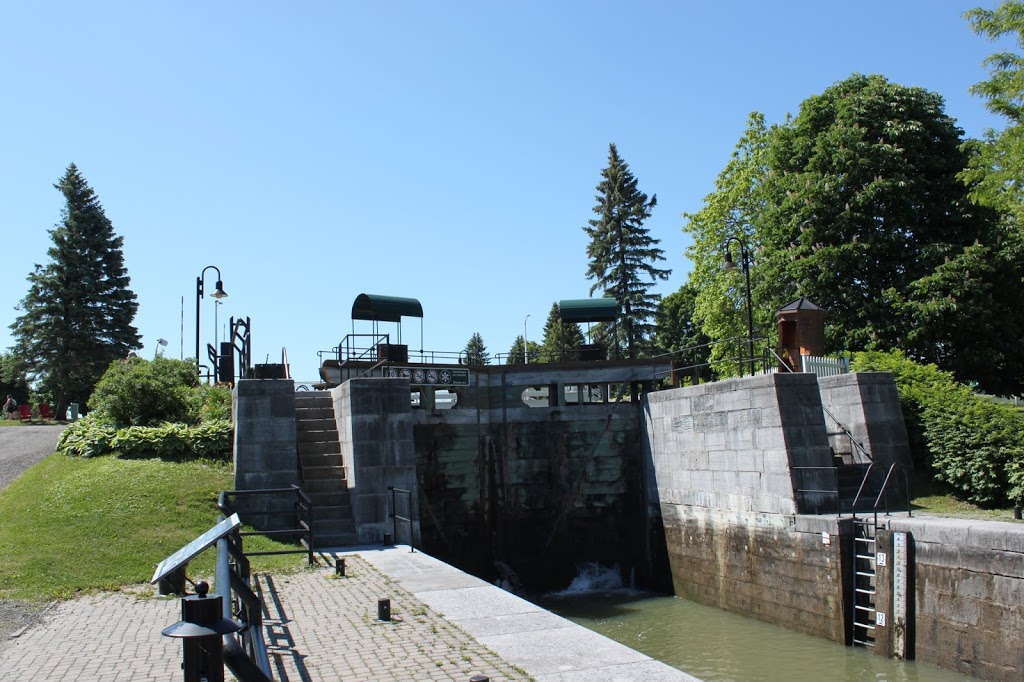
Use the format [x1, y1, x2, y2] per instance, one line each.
[791, 466, 841, 514]
[662, 334, 771, 381]
[850, 462, 912, 518]
[387, 486, 416, 552]
[280, 347, 291, 379]
[218, 486, 315, 565]
[873, 462, 912, 518]
[216, 529, 273, 681]
[767, 348, 874, 463]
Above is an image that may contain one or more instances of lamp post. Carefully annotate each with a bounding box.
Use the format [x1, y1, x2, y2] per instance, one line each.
[723, 237, 754, 377]
[195, 266, 228, 376]
[524, 314, 530, 364]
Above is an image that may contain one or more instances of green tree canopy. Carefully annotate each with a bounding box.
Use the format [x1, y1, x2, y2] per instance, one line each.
[10, 165, 141, 414]
[760, 74, 984, 352]
[655, 284, 712, 381]
[961, 1, 1024, 223]
[682, 113, 772, 375]
[0, 352, 31, 405]
[583, 143, 670, 358]
[684, 76, 1024, 392]
[539, 302, 585, 362]
[507, 335, 540, 364]
[463, 332, 489, 366]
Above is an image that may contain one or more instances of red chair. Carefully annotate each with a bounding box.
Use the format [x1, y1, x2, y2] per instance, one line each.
[18, 404, 32, 422]
[39, 404, 54, 420]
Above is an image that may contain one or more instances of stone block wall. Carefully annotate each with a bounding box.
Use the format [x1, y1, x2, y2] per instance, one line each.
[662, 508, 850, 642]
[818, 372, 911, 466]
[643, 373, 832, 517]
[334, 377, 420, 545]
[232, 379, 299, 529]
[875, 518, 1024, 682]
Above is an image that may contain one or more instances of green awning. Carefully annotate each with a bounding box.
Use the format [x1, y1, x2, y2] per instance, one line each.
[558, 298, 618, 323]
[351, 294, 424, 322]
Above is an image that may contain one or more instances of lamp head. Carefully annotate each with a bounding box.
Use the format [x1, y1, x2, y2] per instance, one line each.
[211, 281, 228, 299]
[722, 248, 738, 273]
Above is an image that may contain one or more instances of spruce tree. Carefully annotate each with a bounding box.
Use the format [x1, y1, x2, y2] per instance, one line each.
[506, 335, 540, 364]
[583, 144, 670, 358]
[540, 302, 584, 362]
[463, 332, 490, 366]
[10, 164, 141, 415]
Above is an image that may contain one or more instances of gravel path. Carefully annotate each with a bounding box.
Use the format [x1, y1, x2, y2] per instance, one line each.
[0, 424, 66, 654]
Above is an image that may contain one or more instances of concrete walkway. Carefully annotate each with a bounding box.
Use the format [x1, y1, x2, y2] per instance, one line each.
[0, 547, 698, 681]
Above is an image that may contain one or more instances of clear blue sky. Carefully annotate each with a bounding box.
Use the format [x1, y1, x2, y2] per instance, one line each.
[0, 1, 1013, 382]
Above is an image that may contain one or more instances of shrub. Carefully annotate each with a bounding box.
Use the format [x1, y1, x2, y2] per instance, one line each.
[58, 415, 233, 461]
[852, 349, 1024, 506]
[192, 383, 232, 423]
[56, 415, 117, 457]
[89, 357, 199, 427]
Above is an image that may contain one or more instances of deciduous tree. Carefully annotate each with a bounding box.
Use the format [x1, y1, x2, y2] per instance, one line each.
[682, 113, 772, 375]
[10, 164, 140, 415]
[962, 1, 1024, 223]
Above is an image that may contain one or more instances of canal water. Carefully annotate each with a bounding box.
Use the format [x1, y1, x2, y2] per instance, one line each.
[530, 563, 971, 682]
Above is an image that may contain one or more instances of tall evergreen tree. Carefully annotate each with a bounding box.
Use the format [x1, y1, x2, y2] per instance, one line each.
[583, 144, 670, 358]
[10, 164, 141, 415]
[463, 332, 490, 366]
[507, 335, 540, 364]
[540, 302, 584, 362]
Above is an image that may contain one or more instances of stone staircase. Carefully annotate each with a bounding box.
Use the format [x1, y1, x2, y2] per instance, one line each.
[295, 392, 358, 548]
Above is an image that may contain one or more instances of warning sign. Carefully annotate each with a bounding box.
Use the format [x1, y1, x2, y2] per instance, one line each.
[392, 367, 469, 386]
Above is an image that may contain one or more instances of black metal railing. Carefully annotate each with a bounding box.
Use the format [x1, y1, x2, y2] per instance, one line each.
[659, 334, 772, 384]
[387, 486, 416, 552]
[850, 462, 912, 518]
[216, 530, 272, 681]
[218, 486, 315, 565]
[792, 466, 841, 514]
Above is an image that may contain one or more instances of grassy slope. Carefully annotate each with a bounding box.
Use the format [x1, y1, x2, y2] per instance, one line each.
[0, 453, 303, 601]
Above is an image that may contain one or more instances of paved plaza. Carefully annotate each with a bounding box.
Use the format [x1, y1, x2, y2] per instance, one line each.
[0, 547, 696, 682]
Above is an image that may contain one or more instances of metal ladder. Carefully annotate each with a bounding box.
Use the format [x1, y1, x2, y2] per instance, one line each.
[851, 517, 878, 647]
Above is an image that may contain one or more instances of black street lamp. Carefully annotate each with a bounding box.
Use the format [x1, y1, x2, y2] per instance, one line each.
[723, 237, 754, 377]
[196, 266, 228, 375]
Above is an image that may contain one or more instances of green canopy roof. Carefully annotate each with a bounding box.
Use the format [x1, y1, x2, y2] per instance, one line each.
[351, 294, 424, 322]
[558, 298, 618, 323]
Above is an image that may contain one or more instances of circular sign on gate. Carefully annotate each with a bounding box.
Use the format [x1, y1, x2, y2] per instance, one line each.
[413, 369, 426, 383]
[439, 370, 452, 384]
[426, 369, 439, 383]
[386, 368, 398, 378]
[400, 368, 411, 379]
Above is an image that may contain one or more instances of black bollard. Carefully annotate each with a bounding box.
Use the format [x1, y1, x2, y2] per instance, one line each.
[161, 581, 240, 682]
[470, 676, 490, 682]
[336, 557, 346, 577]
[377, 598, 391, 621]
[1014, 506, 1022, 520]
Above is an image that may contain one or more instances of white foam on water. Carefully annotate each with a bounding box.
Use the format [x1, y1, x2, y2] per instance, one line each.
[546, 561, 640, 598]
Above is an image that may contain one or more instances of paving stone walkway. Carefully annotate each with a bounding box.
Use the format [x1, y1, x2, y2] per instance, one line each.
[0, 554, 528, 682]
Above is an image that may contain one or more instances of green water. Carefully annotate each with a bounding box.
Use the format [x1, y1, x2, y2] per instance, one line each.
[533, 591, 972, 682]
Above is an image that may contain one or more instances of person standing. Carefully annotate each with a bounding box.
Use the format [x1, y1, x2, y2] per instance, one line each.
[4, 395, 17, 420]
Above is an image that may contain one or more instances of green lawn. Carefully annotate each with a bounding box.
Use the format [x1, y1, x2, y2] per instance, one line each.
[910, 478, 1022, 521]
[0, 453, 305, 601]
